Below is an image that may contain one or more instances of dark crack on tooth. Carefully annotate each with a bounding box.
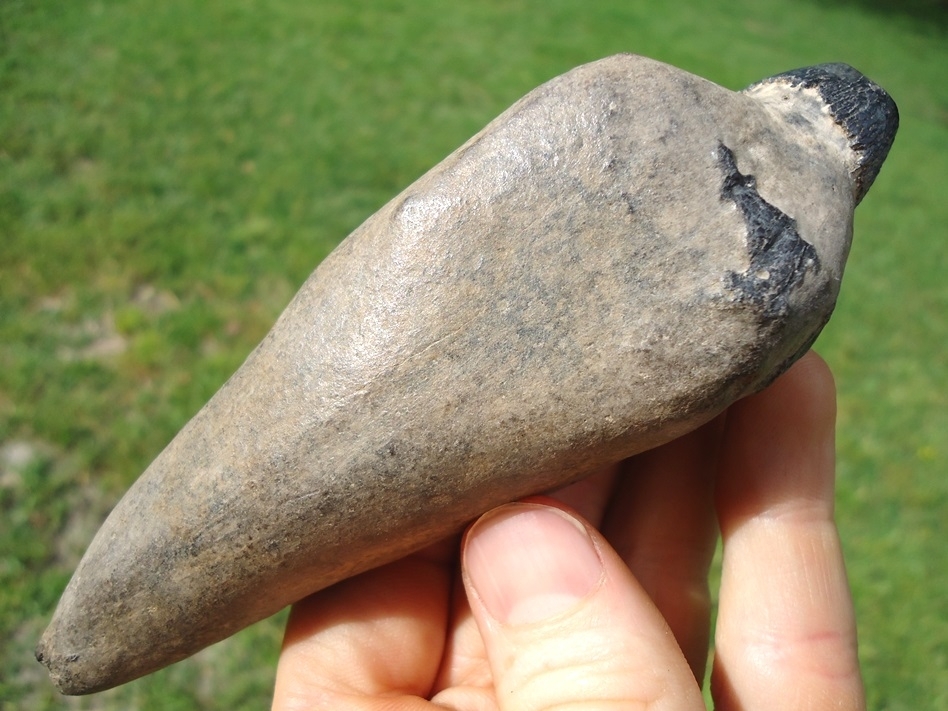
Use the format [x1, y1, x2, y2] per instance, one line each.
[718, 143, 820, 319]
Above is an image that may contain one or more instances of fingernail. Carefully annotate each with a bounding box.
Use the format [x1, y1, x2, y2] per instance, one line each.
[463, 504, 605, 625]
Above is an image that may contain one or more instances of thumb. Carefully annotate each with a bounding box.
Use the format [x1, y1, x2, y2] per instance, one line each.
[461, 499, 704, 711]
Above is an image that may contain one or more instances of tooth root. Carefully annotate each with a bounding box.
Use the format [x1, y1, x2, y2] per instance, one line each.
[37, 53, 896, 695]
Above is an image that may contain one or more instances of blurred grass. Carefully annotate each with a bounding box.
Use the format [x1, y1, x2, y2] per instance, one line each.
[1, 0, 945, 708]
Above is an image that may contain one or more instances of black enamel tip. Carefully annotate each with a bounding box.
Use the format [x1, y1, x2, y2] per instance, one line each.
[750, 63, 899, 204]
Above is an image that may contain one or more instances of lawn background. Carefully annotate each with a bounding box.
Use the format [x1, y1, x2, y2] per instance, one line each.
[1, 0, 945, 708]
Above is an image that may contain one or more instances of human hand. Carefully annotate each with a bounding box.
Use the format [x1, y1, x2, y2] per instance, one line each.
[271, 351, 864, 710]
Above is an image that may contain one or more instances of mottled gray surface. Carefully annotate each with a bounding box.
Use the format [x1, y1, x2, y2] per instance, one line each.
[37, 54, 896, 694]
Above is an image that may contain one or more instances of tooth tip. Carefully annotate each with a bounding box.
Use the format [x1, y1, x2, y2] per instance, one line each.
[749, 63, 899, 203]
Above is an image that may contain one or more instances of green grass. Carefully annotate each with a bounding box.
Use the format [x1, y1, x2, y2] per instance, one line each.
[2, 0, 945, 708]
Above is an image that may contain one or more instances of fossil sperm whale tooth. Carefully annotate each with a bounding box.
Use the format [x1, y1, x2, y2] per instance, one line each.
[37, 54, 897, 695]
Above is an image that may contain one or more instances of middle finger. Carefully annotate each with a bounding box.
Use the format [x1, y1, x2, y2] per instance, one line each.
[600, 416, 723, 680]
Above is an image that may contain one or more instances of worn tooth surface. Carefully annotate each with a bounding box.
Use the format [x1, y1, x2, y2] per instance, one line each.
[36, 54, 897, 695]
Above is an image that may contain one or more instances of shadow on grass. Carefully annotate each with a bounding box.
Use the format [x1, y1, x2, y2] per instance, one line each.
[815, 0, 948, 32]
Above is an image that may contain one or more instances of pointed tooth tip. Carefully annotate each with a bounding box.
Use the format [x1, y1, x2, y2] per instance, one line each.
[748, 63, 899, 204]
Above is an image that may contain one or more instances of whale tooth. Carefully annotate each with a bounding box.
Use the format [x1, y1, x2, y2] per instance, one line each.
[36, 54, 898, 695]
